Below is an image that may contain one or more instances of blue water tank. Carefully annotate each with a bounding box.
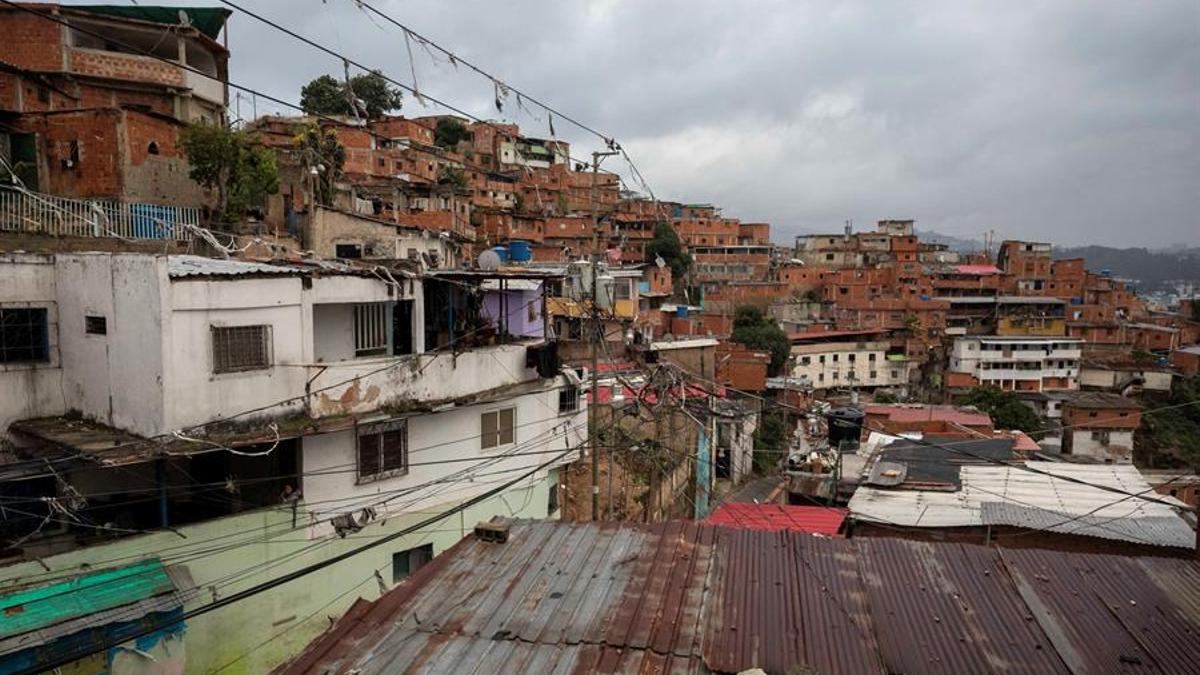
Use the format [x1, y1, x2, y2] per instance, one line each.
[508, 240, 532, 262]
[492, 246, 509, 263]
[920, 294, 930, 301]
[676, 305, 689, 318]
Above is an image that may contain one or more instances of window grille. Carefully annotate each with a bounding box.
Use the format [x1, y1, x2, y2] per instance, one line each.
[211, 325, 271, 373]
[0, 307, 49, 363]
[355, 303, 389, 357]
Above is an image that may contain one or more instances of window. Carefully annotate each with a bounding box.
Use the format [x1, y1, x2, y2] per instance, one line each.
[0, 307, 49, 363]
[891, 370, 899, 379]
[392, 543, 433, 582]
[818, 355, 825, 364]
[147, 141, 159, 155]
[801, 356, 811, 366]
[481, 408, 516, 449]
[358, 420, 408, 482]
[211, 325, 271, 373]
[832, 354, 839, 363]
[832, 372, 839, 380]
[558, 382, 580, 413]
[84, 315, 107, 335]
[848, 354, 856, 362]
[335, 244, 363, 259]
[354, 303, 389, 357]
[868, 353, 877, 362]
[818, 373, 824, 383]
[547, 468, 560, 515]
[870, 370, 878, 379]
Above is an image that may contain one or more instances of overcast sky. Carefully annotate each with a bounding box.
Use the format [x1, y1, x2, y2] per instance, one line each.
[96, 1, 1200, 246]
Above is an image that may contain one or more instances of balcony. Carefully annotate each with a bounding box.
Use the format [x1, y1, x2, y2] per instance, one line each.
[306, 341, 543, 418]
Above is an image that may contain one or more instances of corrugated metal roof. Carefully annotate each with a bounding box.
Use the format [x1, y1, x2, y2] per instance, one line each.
[0, 559, 174, 640]
[277, 521, 1200, 675]
[167, 255, 304, 278]
[850, 461, 1194, 548]
[0, 566, 195, 657]
[705, 503, 846, 535]
[980, 502, 1195, 548]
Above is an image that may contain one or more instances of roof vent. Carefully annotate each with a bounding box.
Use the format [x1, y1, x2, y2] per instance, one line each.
[474, 516, 513, 543]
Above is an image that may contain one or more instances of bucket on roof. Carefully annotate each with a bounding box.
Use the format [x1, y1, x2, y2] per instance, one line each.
[491, 246, 509, 263]
[508, 240, 532, 263]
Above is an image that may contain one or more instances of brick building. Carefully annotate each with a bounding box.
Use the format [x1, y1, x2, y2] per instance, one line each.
[1, 4, 229, 206]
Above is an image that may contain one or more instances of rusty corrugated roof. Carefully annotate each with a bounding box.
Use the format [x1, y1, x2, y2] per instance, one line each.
[276, 520, 1200, 675]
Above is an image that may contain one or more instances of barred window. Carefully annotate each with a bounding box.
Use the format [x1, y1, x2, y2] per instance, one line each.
[354, 303, 389, 357]
[481, 407, 515, 449]
[0, 307, 50, 364]
[358, 420, 408, 482]
[558, 384, 580, 413]
[211, 325, 271, 374]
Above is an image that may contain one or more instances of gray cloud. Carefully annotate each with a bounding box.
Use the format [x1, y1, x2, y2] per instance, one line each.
[91, 1, 1200, 246]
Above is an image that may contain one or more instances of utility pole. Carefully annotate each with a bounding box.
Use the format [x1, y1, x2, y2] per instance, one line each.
[590, 149, 617, 521]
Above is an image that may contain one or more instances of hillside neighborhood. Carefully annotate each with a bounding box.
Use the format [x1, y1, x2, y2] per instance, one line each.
[0, 4, 1198, 675]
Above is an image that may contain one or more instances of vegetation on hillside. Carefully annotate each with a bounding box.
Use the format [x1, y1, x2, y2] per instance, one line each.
[1140, 376, 1200, 466]
[959, 385, 1042, 433]
[180, 123, 279, 222]
[294, 123, 346, 206]
[730, 306, 791, 377]
[645, 221, 691, 281]
[753, 409, 788, 474]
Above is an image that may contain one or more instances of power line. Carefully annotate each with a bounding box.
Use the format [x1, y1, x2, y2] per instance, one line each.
[12, 439, 580, 675]
[3, 417, 589, 591]
[655, 363, 1200, 512]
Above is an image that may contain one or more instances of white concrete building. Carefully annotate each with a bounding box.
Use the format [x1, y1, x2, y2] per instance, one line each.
[790, 340, 910, 390]
[0, 253, 585, 673]
[948, 336, 1083, 392]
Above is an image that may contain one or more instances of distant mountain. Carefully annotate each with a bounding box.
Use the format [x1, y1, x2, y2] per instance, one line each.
[1051, 246, 1200, 290]
[916, 231, 984, 252]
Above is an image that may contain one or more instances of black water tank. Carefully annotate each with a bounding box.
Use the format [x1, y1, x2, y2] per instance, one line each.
[825, 407, 864, 451]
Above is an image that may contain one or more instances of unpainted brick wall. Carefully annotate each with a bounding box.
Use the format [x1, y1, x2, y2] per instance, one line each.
[67, 48, 185, 88]
[0, 11, 65, 71]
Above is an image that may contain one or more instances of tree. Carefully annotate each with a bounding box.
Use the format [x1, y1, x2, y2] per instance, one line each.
[300, 71, 402, 119]
[294, 123, 346, 206]
[645, 221, 691, 281]
[434, 117, 469, 149]
[873, 391, 899, 404]
[181, 123, 279, 222]
[437, 165, 468, 189]
[730, 305, 791, 377]
[752, 409, 788, 474]
[959, 385, 1042, 433]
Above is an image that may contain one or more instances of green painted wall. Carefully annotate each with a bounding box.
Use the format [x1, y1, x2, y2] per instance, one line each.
[0, 476, 557, 674]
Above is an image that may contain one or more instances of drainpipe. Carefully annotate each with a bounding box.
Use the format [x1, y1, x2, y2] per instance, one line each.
[156, 458, 169, 529]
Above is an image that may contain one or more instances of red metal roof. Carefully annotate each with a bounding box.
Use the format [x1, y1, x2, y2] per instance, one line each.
[276, 521, 1200, 675]
[705, 502, 846, 535]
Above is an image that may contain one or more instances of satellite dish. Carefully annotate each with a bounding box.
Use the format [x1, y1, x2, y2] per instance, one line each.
[478, 249, 501, 270]
[654, 254, 667, 269]
[178, 10, 192, 27]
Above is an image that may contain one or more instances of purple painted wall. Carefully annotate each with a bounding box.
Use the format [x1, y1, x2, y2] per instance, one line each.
[483, 283, 545, 339]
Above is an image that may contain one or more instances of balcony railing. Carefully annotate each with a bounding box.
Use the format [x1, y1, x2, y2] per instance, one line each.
[0, 186, 197, 241]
